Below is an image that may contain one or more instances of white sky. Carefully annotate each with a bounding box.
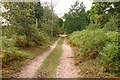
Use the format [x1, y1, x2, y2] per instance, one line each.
[40, 0, 93, 17]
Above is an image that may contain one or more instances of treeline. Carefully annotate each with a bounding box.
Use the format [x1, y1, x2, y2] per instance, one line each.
[66, 1, 120, 76]
[1, 2, 63, 68]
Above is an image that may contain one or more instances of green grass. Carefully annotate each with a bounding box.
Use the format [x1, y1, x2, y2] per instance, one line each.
[37, 38, 63, 78]
[2, 38, 57, 78]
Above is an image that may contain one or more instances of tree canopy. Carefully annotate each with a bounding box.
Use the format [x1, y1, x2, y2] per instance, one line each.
[63, 1, 89, 34]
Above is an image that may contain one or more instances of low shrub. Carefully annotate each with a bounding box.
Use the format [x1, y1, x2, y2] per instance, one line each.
[25, 26, 51, 47]
[69, 29, 119, 74]
[26, 31, 50, 47]
[69, 29, 107, 58]
[101, 43, 119, 70]
[2, 27, 52, 67]
[1, 36, 27, 67]
[100, 31, 119, 74]
[103, 16, 119, 32]
[15, 35, 27, 47]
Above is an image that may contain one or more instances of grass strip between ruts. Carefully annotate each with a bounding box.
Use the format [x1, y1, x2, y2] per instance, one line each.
[36, 38, 63, 78]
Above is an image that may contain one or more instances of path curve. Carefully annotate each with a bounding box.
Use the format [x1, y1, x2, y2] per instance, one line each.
[17, 38, 60, 78]
[55, 38, 79, 78]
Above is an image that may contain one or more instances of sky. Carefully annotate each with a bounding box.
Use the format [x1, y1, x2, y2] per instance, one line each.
[40, 0, 93, 17]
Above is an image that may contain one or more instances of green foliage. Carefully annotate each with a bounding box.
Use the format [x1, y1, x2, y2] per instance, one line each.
[69, 29, 119, 74]
[89, 2, 108, 25]
[101, 43, 119, 70]
[67, 2, 120, 76]
[64, 1, 89, 34]
[100, 31, 119, 73]
[15, 35, 27, 47]
[104, 16, 119, 31]
[41, 5, 61, 36]
[1, 2, 54, 68]
[2, 36, 27, 65]
[35, 2, 43, 19]
[69, 29, 106, 55]
[34, 2, 43, 28]
[2, 26, 17, 37]
[56, 18, 63, 27]
[86, 23, 100, 30]
[2, 27, 52, 68]
[2, 25, 51, 68]
[86, 15, 119, 31]
[53, 18, 64, 36]
[3, 2, 36, 26]
[89, 2, 120, 27]
[2, 2, 48, 43]
[105, 31, 118, 43]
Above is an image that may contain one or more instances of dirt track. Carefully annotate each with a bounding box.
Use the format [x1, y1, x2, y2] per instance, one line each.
[17, 38, 60, 78]
[55, 38, 79, 78]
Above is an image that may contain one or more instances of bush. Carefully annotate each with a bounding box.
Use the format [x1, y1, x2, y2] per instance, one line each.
[69, 29, 119, 74]
[14, 25, 51, 47]
[69, 29, 107, 58]
[100, 31, 119, 73]
[26, 31, 50, 47]
[2, 26, 17, 37]
[86, 23, 100, 30]
[15, 35, 27, 47]
[1, 25, 52, 68]
[101, 43, 119, 70]
[1, 36, 27, 66]
[23, 25, 51, 47]
[105, 31, 118, 43]
[103, 16, 119, 31]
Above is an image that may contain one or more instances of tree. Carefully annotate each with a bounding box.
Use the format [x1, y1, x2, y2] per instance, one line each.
[56, 18, 63, 27]
[41, 6, 53, 34]
[64, 1, 89, 34]
[3, 2, 35, 26]
[2, 2, 46, 46]
[2, 2, 36, 37]
[35, 2, 43, 28]
[89, 2, 120, 28]
[41, 5, 60, 36]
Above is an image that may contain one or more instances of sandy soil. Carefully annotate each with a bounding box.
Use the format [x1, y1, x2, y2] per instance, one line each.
[17, 38, 60, 78]
[55, 38, 79, 78]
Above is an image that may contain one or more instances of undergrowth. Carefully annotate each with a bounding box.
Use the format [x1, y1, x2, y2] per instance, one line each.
[2, 36, 56, 78]
[69, 29, 119, 77]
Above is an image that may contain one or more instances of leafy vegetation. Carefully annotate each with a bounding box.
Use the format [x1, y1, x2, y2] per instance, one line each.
[41, 5, 63, 36]
[1, 1, 63, 78]
[69, 29, 106, 56]
[69, 29, 119, 76]
[2, 36, 26, 64]
[1, 0, 120, 78]
[63, 1, 89, 34]
[67, 1, 119, 77]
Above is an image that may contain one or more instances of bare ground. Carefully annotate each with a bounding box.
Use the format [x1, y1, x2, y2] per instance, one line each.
[17, 38, 60, 78]
[55, 38, 79, 78]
